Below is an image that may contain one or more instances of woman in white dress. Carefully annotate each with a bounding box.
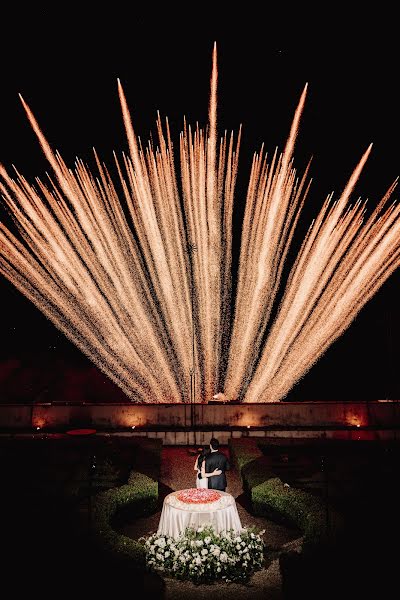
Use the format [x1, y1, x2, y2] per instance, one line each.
[194, 448, 221, 488]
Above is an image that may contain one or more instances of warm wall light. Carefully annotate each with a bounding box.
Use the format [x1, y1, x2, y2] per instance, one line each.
[347, 415, 365, 428]
[131, 425, 136, 430]
[33, 417, 46, 429]
[246, 425, 251, 429]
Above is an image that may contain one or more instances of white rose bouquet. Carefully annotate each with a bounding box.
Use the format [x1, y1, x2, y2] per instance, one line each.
[140, 525, 265, 584]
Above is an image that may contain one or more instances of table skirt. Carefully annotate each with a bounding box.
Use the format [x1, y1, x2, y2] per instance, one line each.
[157, 490, 243, 538]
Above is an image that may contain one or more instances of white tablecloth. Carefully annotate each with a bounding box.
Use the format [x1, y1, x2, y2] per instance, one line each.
[157, 489, 243, 539]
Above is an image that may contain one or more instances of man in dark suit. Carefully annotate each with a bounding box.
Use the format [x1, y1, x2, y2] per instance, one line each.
[204, 437, 230, 492]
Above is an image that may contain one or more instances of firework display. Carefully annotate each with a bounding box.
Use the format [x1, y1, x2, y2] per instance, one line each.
[0, 45, 399, 403]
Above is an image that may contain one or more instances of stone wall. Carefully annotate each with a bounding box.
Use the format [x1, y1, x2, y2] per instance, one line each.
[0, 401, 399, 432]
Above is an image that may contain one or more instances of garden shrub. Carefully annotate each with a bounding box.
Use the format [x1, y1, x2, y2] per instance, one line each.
[229, 438, 343, 547]
[91, 473, 158, 564]
[228, 437, 263, 472]
[242, 455, 277, 490]
[252, 477, 342, 547]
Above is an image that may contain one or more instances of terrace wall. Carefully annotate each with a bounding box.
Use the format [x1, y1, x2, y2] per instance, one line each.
[0, 401, 399, 444]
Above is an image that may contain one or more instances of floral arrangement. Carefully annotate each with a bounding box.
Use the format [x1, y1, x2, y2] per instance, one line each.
[140, 524, 265, 584]
[176, 488, 221, 504]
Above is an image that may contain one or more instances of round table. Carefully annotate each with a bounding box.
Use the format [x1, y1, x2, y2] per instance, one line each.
[157, 489, 243, 539]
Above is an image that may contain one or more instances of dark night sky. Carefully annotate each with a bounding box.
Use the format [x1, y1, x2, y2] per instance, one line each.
[0, 13, 399, 401]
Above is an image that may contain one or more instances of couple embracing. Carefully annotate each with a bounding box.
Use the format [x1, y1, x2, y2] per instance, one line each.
[193, 437, 230, 492]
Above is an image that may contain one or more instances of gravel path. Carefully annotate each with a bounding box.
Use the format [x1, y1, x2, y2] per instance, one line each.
[119, 445, 302, 599]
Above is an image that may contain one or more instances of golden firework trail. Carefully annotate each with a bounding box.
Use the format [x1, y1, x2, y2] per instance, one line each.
[0, 44, 399, 403]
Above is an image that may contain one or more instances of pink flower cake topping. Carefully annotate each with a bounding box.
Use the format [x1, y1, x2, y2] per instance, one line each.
[176, 488, 221, 504]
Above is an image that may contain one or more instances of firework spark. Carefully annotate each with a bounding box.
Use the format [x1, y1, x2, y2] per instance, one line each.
[0, 45, 399, 403]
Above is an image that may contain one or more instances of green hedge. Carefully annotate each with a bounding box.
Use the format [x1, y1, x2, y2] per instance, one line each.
[228, 437, 263, 472]
[91, 472, 158, 565]
[229, 437, 275, 489]
[229, 438, 343, 547]
[242, 455, 277, 490]
[80, 438, 162, 566]
[252, 477, 339, 546]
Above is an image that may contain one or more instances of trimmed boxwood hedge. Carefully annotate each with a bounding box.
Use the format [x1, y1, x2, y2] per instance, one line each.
[252, 477, 340, 547]
[229, 438, 343, 547]
[90, 437, 162, 563]
[91, 472, 158, 565]
[242, 455, 278, 491]
[228, 437, 263, 472]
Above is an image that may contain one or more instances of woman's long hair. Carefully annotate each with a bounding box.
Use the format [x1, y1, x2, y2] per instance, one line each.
[198, 447, 210, 470]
